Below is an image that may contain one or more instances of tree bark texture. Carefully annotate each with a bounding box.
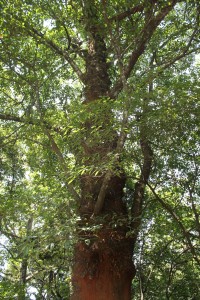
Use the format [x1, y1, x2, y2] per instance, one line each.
[71, 230, 135, 300]
[71, 9, 136, 298]
[71, 3, 154, 298]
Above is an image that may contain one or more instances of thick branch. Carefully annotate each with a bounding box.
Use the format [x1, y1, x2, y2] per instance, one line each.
[156, 8, 199, 70]
[130, 76, 154, 240]
[20, 217, 33, 285]
[0, 113, 62, 134]
[29, 28, 86, 84]
[92, 171, 112, 216]
[109, 1, 179, 99]
[92, 106, 129, 216]
[187, 165, 200, 238]
[130, 138, 153, 241]
[92, 33, 130, 216]
[109, 4, 144, 22]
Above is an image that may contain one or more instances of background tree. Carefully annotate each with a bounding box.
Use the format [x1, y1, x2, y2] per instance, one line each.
[0, 0, 199, 299]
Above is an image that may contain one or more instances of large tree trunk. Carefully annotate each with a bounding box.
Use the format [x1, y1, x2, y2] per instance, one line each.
[71, 230, 135, 300]
[72, 160, 135, 299]
[72, 168, 136, 299]
[71, 3, 147, 298]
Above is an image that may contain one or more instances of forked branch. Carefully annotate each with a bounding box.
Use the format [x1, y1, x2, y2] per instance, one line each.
[29, 28, 86, 84]
[109, 1, 179, 99]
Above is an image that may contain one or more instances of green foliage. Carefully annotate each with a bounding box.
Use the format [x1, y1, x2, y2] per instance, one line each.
[132, 195, 200, 299]
[0, 0, 199, 298]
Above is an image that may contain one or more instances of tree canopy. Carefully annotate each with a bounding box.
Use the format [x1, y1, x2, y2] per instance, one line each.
[0, 1, 200, 299]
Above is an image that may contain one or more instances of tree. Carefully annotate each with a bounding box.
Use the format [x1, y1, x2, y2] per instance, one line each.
[0, 0, 199, 299]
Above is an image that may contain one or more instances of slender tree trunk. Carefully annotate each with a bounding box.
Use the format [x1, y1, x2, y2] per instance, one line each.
[18, 217, 33, 300]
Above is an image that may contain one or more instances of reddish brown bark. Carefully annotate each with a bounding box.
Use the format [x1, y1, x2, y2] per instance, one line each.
[71, 228, 135, 300]
[70, 3, 155, 298]
[70, 4, 135, 297]
[73, 171, 135, 299]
